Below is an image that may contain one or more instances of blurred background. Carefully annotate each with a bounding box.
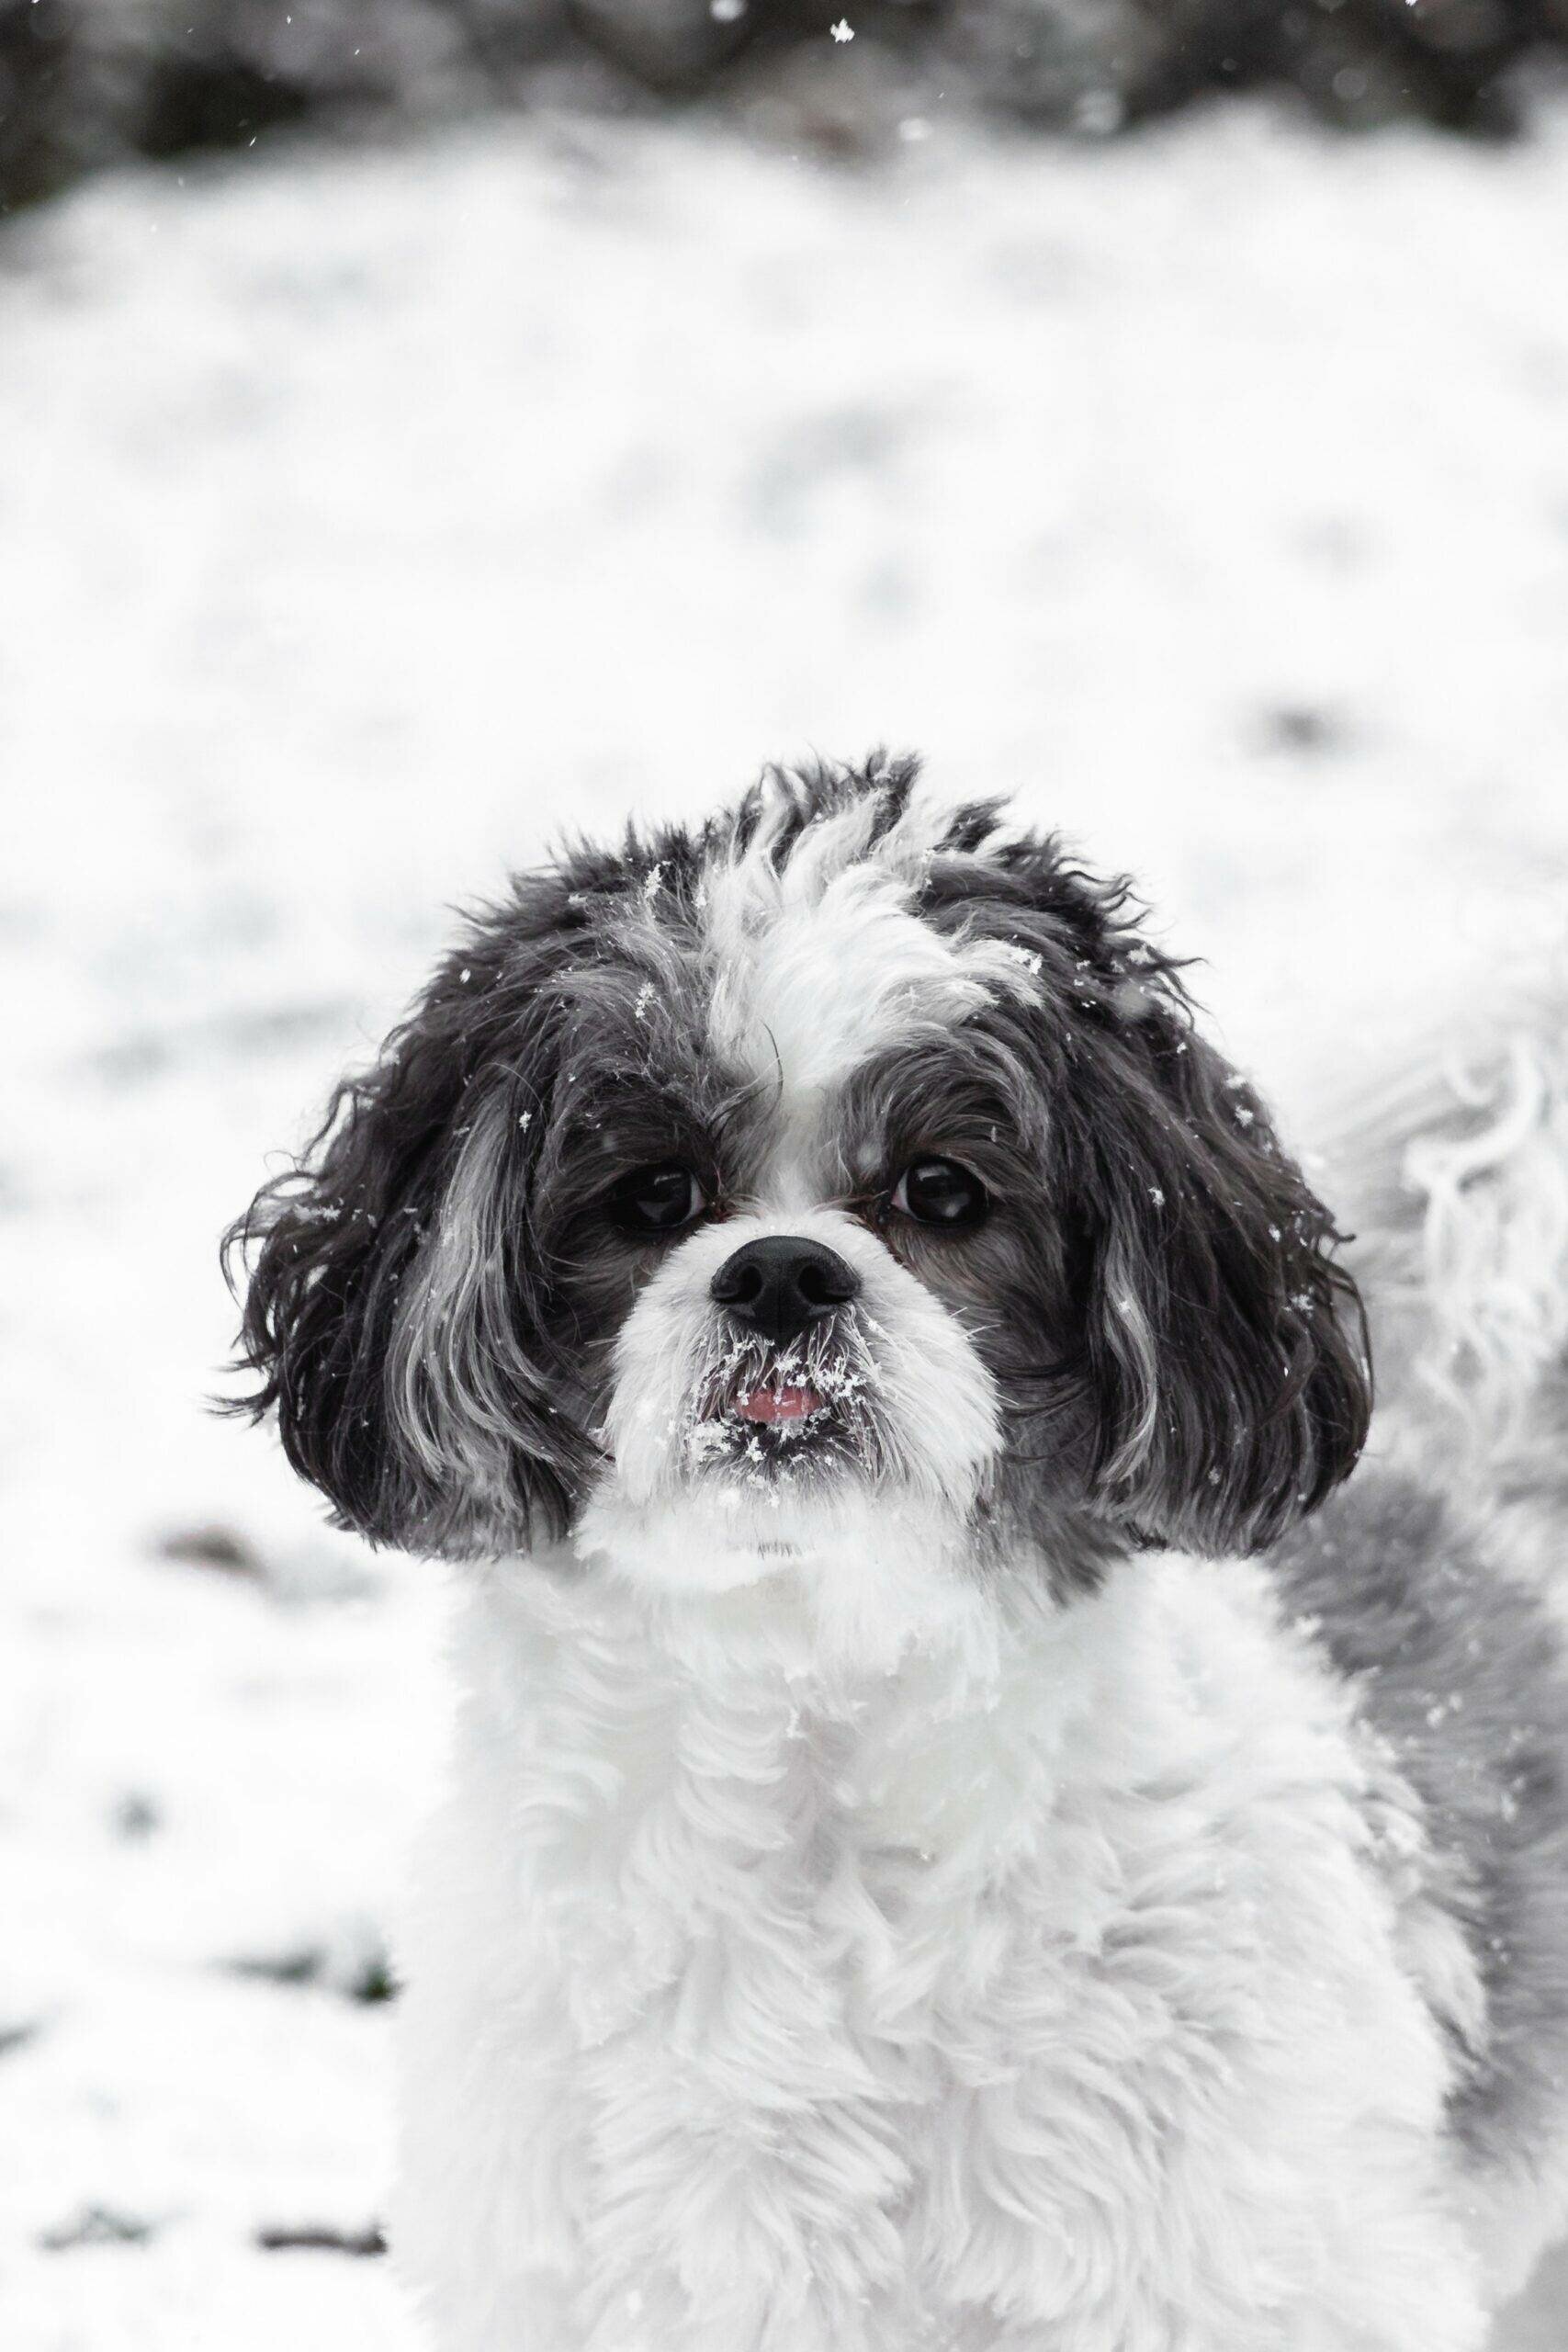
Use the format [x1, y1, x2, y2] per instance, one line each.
[4, 5, 1568, 2346]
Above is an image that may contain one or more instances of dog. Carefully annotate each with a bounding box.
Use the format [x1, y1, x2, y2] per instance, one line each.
[227, 755, 1568, 2350]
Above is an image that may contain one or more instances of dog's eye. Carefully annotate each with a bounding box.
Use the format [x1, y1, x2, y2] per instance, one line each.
[608, 1161, 707, 1237]
[891, 1158, 989, 1230]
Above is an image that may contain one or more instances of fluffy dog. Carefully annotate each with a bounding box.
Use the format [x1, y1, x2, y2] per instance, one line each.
[228, 755, 1568, 2350]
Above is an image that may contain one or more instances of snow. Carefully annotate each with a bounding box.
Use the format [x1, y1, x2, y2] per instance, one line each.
[3, 96, 1568, 2348]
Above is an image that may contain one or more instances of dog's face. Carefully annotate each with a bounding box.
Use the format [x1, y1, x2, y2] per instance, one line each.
[228, 761, 1370, 1600]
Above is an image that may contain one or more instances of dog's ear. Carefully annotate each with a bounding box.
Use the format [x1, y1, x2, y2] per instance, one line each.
[931, 831, 1372, 1555]
[1061, 956, 1371, 1556]
[221, 876, 593, 1557]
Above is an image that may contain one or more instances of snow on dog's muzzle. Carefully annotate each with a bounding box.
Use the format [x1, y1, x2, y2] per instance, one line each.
[590, 1206, 1002, 1537]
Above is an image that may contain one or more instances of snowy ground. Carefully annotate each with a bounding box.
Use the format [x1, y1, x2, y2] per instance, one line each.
[4, 94, 1568, 2350]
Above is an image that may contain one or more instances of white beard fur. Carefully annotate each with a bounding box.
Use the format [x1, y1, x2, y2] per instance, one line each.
[390, 1532, 1506, 2352]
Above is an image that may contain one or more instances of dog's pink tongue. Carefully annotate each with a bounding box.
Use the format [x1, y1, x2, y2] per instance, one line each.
[736, 1384, 822, 1426]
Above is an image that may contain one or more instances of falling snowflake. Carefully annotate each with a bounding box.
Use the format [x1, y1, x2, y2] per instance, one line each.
[830, 17, 854, 39]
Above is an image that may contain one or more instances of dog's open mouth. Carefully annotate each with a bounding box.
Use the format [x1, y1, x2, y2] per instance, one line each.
[683, 1334, 878, 1482]
[733, 1383, 824, 1427]
[686, 1356, 852, 1470]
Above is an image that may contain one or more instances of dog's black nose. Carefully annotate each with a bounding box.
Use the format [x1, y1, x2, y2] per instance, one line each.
[709, 1236, 861, 1346]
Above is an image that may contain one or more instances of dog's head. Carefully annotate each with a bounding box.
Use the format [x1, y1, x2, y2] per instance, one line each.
[226, 759, 1370, 1600]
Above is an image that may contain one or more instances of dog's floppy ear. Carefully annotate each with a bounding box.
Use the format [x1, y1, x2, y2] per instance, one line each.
[221, 875, 594, 1557]
[1048, 929, 1372, 1555]
[934, 829, 1372, 1555]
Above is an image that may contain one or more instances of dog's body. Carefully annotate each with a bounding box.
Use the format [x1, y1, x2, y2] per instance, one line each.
[230, 759, 1568, 2349]
[392, 1486, 1558, 2352]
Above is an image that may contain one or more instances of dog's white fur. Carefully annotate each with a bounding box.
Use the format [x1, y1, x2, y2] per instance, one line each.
[701, 779, 1035, 1102]
[394, 1548, 1501, 2350]
[375, 793, 1568, 2349]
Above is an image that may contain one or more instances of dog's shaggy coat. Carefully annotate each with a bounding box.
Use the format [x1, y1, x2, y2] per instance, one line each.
[229, 757, 1568, 2350]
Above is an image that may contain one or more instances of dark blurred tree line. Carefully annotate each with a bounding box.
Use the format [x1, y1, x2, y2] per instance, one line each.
[0, 0, 1560, 211]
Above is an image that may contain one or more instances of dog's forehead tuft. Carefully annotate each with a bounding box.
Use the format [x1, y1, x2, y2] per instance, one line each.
[696, 775, 1034, 1097]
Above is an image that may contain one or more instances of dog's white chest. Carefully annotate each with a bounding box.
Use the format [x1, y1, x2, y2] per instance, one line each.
[392, 1559, 1483, 2352]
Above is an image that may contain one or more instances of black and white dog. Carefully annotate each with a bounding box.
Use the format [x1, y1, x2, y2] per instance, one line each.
[229, 756, 1568, 2350]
